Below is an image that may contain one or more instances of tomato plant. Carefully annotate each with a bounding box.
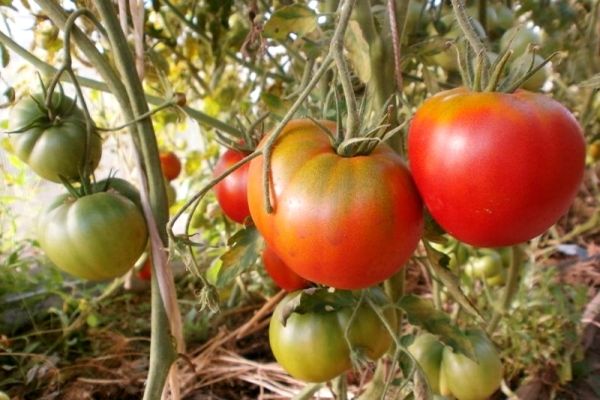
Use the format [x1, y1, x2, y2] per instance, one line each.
[213, 148, 251, 223]
[247, 119, 423, 289]
[269, 289, 396, 382]
[8, 92, 102, 182]
[500, 26, 543, 57]
[440, 330, 504, 400]
[38, 192, 148, 280]
[262, 245, 310, 291]
[160, 151, 182, 181]
[408, 88, 585, 247]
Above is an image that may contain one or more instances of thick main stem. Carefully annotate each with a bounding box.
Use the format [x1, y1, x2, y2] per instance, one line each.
[331, 0, 359, 140]
[93, 3, 178, 399]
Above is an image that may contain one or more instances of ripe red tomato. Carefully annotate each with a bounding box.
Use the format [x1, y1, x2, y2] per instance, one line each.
[213, 149, 251, 223]
[262, 245, 310, 291]
[408, 88, 585, 247]
[138, 257, 152, 281]
[247, 119, 423, 289]
[159, 151, 182, 181]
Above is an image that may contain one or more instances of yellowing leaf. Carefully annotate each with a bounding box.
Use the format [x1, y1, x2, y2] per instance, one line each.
[263, 4, 317, 41]
[345, 21, 371, 84]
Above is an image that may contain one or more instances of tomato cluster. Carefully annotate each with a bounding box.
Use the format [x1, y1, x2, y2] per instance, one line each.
[409, 330, 504, 400]
[6, 92, 149, 281]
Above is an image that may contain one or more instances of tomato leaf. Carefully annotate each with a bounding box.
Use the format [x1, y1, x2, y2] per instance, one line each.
[344, 20, 371, 84]
[278, 288, 355, 327]
[263, 4, 317, 41]
[424, 242, 483, 321]
[398, 295, 476, 361]
[216, 226, 262, 287]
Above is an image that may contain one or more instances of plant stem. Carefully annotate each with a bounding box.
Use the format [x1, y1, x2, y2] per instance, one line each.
[0, 29, 242, 137]
[93, 4, 180, 399]
[387, 0, 407, 93]
[450, 0, 489, 88]
[331, 0, 359, 140]
[487, 245, 523, 333]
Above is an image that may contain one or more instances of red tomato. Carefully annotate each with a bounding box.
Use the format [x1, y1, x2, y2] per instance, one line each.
[262, 245, 310, 291]
[247, 119, 423, 289]
[138, 258, 152, 281]
[160, 151, 182, 181]
[408, 88, 585, 247]
[213, 149, 251, 223]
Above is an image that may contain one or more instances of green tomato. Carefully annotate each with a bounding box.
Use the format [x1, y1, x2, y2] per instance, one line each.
[0, 391, 8, 400]
[485, 271, 506, 287]
[466, 253, 502, 279]
[9, 92, 102, 182]
[269, 289, 396, 383]
[500, 26, 542, 57]
[38, 192, 148, 280]
[493, 4, 514, 31]
[515, 54, 550, 91]
[440, 329, 503, 400]
[408, 333, 445, 393]
[94, 177, 143, 212]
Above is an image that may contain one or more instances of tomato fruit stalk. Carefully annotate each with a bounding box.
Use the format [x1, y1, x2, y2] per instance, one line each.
[408, 88, 585, 247]
[248, 119, 423, 289]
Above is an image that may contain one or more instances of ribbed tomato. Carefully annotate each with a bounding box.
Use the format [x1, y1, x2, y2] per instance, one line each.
[262, 245, 310, 291]
[408, 88, 585, 247]
[213, 149, 251, 223]
[247, 119, 423, 289]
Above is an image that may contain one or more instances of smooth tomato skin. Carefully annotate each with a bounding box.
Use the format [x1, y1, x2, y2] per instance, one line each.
[408, 333, 445, 393]
[160, 151, 182, 181]
[408, 88, 585, 247]
[214, 149, 251, 223]
[262, 245, 310, 291]
[38, 192, 148, 281]
[440, 330, 503, 400]
[138, 257, 152, 281]
[9, 93, 102, 182]
[247, 119, 423, 289]
[269, 289, 396, 383]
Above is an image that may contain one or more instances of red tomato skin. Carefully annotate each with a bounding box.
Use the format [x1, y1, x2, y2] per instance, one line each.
[160, 152, 182, 181]
[247, 119, 424, 289]
[138, 258, 152, 281]
[213, 149, 251, 223]
[408, 88, 586, 247]
[262, 245, 310, 291]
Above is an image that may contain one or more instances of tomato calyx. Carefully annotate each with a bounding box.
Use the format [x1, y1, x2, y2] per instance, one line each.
[277, 288, 355, 327]
[216, 113, 269, 154]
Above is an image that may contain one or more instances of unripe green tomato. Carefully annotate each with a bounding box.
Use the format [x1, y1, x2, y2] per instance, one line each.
[516, 54, 550, 91]
[440, 329, 503, 400]
[500, 26, 542, 57]
[485, 271, 507, 287]
[269, 289, 396, 383]
[408, 333, 445, 393]
[466, 253, 503, 279]
[427, 16, 485, 72]
[493, 4, 514, 31]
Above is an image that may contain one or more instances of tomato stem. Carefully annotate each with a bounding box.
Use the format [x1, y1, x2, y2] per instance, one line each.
[331, 0, 359, 141]
[486, 245, 523, 333]
[450, 0, 490, 90]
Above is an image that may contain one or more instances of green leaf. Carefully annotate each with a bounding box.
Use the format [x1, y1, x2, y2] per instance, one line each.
[0, 43, 9, 68]
[263, 4, 317, 41]
[424, 242, 483, 321]
[398, 294, 476, 361]
[279, 287, 355, 326]
[578, 73, 600, 88]
[260, 92, 292, 118]
[216, 226, 262, 287]
[344, 20, 371, 84]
